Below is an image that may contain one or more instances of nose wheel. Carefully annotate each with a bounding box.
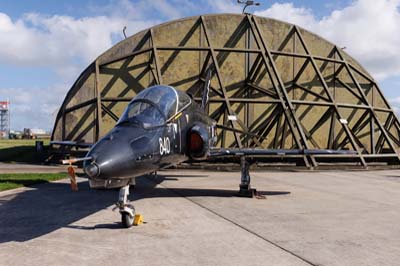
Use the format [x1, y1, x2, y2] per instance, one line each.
[115, 185, 135, 228]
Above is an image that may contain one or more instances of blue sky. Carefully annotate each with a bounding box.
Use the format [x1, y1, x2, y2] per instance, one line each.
[0, 0, 399, 131]
[0, 0, 351, 18]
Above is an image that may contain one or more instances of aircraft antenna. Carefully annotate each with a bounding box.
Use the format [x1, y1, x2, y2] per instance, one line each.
[123, 26, 127, 39]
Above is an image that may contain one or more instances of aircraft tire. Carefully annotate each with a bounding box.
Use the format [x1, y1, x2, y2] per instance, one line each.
[121, 212, 134, 228]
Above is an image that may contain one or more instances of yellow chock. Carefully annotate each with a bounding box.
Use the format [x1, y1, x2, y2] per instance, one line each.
[133, 214, 144, 226]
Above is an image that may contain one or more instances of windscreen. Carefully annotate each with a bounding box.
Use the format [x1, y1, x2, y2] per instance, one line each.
[177, 90, 191, 111]
[135, 85, 178, 118]
[117, 100, 165, 128]
[117, 86, 191, 128]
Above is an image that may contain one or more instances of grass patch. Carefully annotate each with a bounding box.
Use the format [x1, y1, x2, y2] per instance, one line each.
[0, 139, 50, 149]
[0, 139, 50, 163]
[0, 173, 67, 191]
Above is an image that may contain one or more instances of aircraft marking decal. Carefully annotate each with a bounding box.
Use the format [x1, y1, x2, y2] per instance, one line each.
[159, 137, 171, 155]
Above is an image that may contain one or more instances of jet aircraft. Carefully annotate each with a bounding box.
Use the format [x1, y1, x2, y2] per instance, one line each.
[55, 71, 353, 228]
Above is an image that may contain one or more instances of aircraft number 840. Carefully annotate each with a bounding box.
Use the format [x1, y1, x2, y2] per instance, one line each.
[159, 137, 170, 155]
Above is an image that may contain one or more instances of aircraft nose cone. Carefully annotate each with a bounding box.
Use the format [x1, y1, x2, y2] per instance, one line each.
[84, 128, 140, 179]
[84, 162, 100, 178]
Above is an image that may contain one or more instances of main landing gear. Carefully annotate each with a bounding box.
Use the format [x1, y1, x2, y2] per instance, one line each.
[238, 157, 265, 199]
[115, 184, 135, 228]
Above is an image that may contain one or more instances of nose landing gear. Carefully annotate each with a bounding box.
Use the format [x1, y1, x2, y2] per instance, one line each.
[114, 184, 136, 228]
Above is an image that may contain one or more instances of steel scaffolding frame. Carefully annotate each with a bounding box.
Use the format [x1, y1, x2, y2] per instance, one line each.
[52, 14, 400, 168]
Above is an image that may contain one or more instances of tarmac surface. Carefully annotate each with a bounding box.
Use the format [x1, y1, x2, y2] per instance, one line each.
[1, 168, 400, 266]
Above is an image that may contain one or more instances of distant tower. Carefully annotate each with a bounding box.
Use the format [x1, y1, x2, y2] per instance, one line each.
[0, 100, 10, 139]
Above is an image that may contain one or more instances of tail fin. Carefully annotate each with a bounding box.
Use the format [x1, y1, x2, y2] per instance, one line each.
[201, 67, 213, 111]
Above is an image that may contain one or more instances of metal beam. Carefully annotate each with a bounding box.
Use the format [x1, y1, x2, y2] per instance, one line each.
[247, 15, 312, 163]
[249, 16, 319, 167]
[99, 48, 152, 67]
[95, 60, 102, 140]
[335, 47, 400, 161]
[294, 26, 367, 167]
[201, 16, 263, 148]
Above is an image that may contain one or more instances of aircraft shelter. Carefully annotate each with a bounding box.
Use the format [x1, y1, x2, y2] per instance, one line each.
[51, 14, 400, 168]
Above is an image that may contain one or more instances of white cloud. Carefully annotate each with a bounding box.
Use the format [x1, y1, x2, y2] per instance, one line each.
[0, 85, 68, 131]
[390, 97, 400, 117]
[0, 0, 204, 131]
[2, 0, 400, 130]
[209, 0, 241, 13]
[0, 12, 156, 68]
[254, 0, 400, 81]
[0, 0, 162, 131]
[89, 0, 199, 21]
[392, 106, 400, 116]
[390, 97, 400, 104]
[255, 3, 316, 26]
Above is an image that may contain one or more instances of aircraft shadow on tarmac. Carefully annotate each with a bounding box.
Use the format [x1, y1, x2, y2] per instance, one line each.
[0, 174, 290, 242]
[148, 174, 291, 197]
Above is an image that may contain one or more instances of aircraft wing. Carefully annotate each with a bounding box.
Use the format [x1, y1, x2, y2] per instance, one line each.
[209, 148, 356, 158]
[50, 140, 93, 148]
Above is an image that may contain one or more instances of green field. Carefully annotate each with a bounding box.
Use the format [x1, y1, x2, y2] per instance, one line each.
[0, 173, 66, 191]
[0, 139, 50, 163]
[0, 139, 50, 149]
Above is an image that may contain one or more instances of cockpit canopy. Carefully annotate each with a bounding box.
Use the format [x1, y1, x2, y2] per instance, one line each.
[117, 85, 191, 128]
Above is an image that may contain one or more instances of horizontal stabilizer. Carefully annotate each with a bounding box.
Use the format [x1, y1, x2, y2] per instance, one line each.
[209, 148, 357, 157]
[51, 141, 93, 148]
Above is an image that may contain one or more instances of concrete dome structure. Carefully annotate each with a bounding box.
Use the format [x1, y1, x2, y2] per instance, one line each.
[51, 14, 400, 168]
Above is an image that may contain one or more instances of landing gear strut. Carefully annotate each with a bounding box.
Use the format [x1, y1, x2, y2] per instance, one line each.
[237, 157, 258, 198]
[115, 184, 135, 228]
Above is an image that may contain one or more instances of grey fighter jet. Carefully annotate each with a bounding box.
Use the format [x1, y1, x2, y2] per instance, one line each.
[54, 71, 353, 228]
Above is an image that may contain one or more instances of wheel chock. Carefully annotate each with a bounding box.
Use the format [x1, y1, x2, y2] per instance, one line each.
[133, 214, 144, 226]
[237, 185, 266, 199]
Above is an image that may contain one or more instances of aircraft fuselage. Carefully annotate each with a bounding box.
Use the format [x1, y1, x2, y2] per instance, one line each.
[83, 95, 214, 189]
